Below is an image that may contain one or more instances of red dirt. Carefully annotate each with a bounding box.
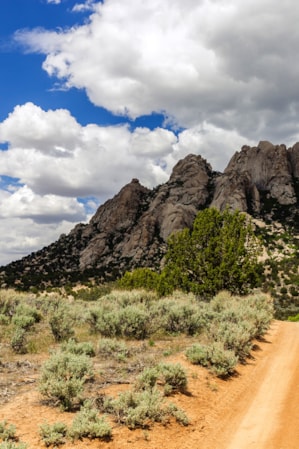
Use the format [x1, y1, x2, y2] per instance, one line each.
[1, 320, 298, 449]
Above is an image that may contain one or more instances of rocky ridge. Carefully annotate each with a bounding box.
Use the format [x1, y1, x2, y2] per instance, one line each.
[1, 141, 299, 289]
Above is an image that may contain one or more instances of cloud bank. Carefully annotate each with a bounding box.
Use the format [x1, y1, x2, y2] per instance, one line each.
[2, 0, 299, 264]
[17, 0, 299, 143]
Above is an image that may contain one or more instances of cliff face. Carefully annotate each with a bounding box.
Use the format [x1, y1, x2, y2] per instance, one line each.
[211, 141, 299, 215]
[79, 154, 213, 272]
[1, 142, 299, 288]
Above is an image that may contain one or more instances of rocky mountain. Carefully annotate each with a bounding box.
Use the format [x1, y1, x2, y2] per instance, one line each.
[1, 141, 299, 289]
[211, 141, 299, 219]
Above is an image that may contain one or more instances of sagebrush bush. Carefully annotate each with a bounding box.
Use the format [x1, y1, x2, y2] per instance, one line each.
[152, 299, 203, 336]
[208, 342, 239, 377]
[208, 321, 253, 361]
[97, 338, 130, 360]
[185, 342, 238, 377]
[49, 306, 75, 342]
[134, 363, 187, 395]
[10, 327, 27, 354]
[68, 401, 112, 441]
[39, 422, 67, 447]
[0, 314, 9, 325]
[103, 289, 157, 307]
[39, 350, 94, 410]
[0, 421, 16, 441]
[105, 386, 189, 429]
[0, 289, 21, 317]
[61, 339, 95, 357]
[119, 305, 150, 339]
[105, 388, 166, 429]
[158, 363, 188, 395]
[205, 291, 273, 362]
[0, 442, 28, 449]
[135, 367, 160, 391]
[10, 302, 43, 354]
[244, 293, 274, 338]
[87, 307, 121, 337]
[166, 403, 189, 426]
[12, 315, 35, 331]
[13, 304, 41, 326]
[88, 303, 151, 339]
[185, 344, 210, 367]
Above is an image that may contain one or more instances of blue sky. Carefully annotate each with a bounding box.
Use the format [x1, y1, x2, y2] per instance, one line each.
[1, 0, 299, 265]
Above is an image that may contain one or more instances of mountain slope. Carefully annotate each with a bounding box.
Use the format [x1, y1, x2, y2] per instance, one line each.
[1, 141, 299, 289]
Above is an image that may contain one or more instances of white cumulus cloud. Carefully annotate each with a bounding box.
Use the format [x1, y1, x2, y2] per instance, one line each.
[15, 0, 299, 143]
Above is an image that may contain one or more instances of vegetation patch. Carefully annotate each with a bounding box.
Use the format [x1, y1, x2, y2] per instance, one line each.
[0, 287, 274, 443]
[38, 350, 94, 411]
[68, 401, 112, 441]
[39, 422, 68, 447]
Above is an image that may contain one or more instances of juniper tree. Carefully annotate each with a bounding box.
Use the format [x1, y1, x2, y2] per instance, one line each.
[159, 208, 261, 297]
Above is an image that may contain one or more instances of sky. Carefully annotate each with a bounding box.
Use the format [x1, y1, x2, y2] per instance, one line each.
[1, 0, 299, 266]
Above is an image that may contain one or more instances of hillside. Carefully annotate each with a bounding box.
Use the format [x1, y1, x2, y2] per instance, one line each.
[1, 140, 299, 296]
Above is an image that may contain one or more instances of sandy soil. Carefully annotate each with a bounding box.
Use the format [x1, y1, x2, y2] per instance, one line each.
[0, 320, 298, 449]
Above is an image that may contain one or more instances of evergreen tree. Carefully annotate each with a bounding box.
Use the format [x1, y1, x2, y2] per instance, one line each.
[119, 267, 160, 290]
[160, 208, 261, 297]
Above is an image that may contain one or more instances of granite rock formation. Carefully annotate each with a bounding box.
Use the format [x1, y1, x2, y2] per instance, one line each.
[1, 142, 299, 288]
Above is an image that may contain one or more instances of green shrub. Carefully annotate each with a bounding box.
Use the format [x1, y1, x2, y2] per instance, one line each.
[185, 343, 210, 367]
[244, 293, 274, 338]
[0, 314, 9, 325]
[10, 327, 27, 354]
[97, 338, 130, 360]
[100, 289, 157, 307]
[135, 363, 187, 396]
[87, 307, 121, 337]
[49, 306, 75, 342]
[208, 321, 253, 361]
[118, 268, 160, 291]
[208, 342, 239, 377]
[135, 367, 160, 391]
[158, 363, 188, 395]
[39, 422, 67, 447]
[68, 401, 112, 441]
[39, 350, 94, 410]
[105, 386, 189, 429]
[166, 403, 189, 426]
[73, 285, 112, 301]
[14, 304, 41, 325]
[12, 315, 35, 331]
[105, 388, 166, 429]
[61, 339, 95, 357]
[0, 442, 28, 449]
[153, 300, 203, 336]
[186, 342, 238, 377]
[288, 313, 299, 322]
[0, 421, 16, 441]
[119, 305, 150, 339]
[0, 290, 20, 317]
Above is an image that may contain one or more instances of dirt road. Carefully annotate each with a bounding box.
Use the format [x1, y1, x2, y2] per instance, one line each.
[0, 320, 298, 449]
[217, 320, 299, 449]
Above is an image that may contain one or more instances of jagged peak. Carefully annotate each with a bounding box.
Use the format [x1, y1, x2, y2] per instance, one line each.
[1, 145, 299, 290]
